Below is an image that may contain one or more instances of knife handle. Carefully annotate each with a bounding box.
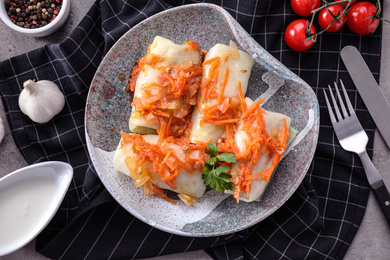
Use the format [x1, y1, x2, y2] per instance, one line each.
[371, 179, 390, 227]
[360, 151, 390, 226]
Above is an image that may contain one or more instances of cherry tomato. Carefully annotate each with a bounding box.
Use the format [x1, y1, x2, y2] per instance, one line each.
[347, 2, 379, 35]
[285, 19, 316, 51]
[291, 0, 321, 17]
[318, 5, 346, 32]
[334, 0, 356, 8]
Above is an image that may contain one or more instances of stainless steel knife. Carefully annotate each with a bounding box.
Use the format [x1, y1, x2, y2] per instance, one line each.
[341, 45, 390, 226]
[341, 45, 390, 149]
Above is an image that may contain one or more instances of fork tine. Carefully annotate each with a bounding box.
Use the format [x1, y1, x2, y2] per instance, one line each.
[327, 84, 342, 122]
[323, 88, 337, 123]
[339, 79, 356, 116]
[334, 81, 349, 118]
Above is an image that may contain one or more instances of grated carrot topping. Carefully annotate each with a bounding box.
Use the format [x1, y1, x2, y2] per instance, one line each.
[241, 98, 264, 120]
[203, 56, 221, 65]
[121, 131, 210, 190]
[207, 118, 240, 125]
[237, 81, 246, 112]
[198, 54, 248, 132]
[232, 115, 290, 201]
[121, 131, 183, 189]
[221, 123, 239, 155]
[201, 57, 221, 101]
[185, 40, 200, 52]
[137, 44, 166, 70]
[161, 73, 176, 92]
[130, 51, 202, 138]
[218, 68, 230, 106]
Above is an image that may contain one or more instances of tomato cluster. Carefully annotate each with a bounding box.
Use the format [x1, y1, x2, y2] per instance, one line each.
[286, 0, 381, 51]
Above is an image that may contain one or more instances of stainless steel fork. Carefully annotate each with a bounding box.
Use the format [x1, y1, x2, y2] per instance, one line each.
[324, 80, 390, 226]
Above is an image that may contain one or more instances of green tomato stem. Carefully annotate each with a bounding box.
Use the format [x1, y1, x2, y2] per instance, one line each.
[305, 0, 353, 41]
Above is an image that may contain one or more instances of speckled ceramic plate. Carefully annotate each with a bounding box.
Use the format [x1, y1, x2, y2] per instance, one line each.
[85, 3, 320, 237]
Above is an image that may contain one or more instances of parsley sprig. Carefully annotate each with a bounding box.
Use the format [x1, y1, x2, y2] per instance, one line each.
[203, 142, 236, 193]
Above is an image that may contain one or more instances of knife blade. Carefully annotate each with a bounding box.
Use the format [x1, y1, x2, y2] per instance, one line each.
[341, 45, 390, 149]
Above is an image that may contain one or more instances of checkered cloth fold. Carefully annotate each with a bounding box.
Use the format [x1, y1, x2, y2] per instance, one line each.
[0, 0, 382, 259]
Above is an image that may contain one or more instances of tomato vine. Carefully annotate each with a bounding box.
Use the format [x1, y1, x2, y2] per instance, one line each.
[286, 0, 389, 51]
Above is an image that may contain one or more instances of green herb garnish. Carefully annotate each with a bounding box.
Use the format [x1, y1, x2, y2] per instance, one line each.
[203, 142, 236, 193]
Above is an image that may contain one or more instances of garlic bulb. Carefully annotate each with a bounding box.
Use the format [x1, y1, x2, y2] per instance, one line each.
[19, 79, 65, 124]
[0, 116, 4, 144]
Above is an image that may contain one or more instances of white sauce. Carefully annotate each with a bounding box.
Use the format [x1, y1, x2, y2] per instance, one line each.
[0, 176, 56, 249]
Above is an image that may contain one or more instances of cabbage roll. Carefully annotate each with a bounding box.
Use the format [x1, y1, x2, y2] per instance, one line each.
[128, 36, 202, 135]
[189, 43, 254, 143]
[227, 98, 294, 202]
[113, 132, 206, 198]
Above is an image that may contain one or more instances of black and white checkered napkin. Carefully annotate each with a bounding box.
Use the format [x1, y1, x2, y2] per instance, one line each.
[0, 0, 382, 259]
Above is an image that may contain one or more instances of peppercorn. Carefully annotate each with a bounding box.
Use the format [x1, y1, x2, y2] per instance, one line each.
[4, 0, 62, 29]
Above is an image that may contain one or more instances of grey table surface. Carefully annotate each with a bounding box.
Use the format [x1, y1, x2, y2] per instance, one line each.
[1, 1, 390, 259]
